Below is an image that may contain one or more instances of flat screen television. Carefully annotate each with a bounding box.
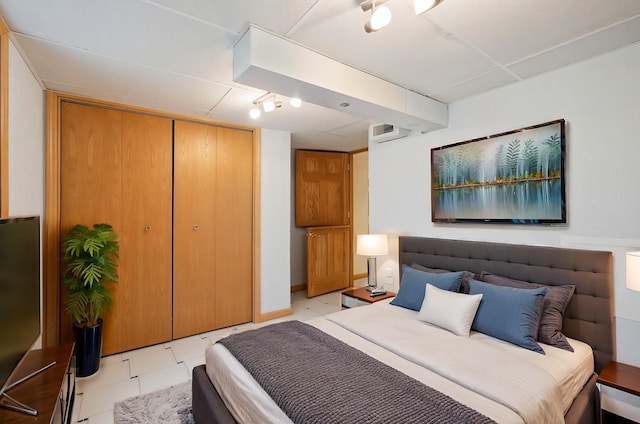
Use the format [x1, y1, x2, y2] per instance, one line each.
[0, 216, 41, 401]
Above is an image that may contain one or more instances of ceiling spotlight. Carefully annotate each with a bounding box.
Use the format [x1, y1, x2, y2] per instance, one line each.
[290, 97, 302, 108]
[249, 107, 261, 119]
[263, 98, 276, 112]
[361, 0, 391, 33]
[413, 0, 443, 15]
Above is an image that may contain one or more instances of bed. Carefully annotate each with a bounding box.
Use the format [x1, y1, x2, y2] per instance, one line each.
[192, 236, 613, 423]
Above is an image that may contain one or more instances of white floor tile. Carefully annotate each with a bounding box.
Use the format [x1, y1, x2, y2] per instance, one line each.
[121, 342, 167, 361]
[87, 409, 115, 424]
[79, 378, 139, 420]
[201, 327, 233, 342]
[99, 353, 123, 366]
[183, 355, 206, 375]
[76, 359, 130, 393]
[128, 347, 176, 377]
[138, 363, 190, 395]
[290, 308, 322, 321]
[169, 335, 211, 363]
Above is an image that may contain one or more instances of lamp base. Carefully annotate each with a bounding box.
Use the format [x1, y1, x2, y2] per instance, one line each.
[365, 285, 376, 292]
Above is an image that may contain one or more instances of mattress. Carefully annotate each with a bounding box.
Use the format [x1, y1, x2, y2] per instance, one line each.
[205, 300, 594, 424]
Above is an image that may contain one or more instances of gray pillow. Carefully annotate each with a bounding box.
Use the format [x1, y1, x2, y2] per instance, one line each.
[410, 263, 475, 294]
[480, 272, 575, 352]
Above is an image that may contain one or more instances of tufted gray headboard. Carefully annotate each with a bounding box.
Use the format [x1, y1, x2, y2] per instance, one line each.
[399, 236, 613, 373]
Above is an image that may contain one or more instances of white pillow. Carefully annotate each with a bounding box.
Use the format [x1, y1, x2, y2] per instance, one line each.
[416, 283, 483, 337]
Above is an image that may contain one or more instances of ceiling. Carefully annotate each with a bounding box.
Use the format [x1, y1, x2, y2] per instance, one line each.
[0, 0, 639, 152]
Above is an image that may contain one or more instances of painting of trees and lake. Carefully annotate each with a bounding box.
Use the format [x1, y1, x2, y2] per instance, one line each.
[431, 119, 566, 224]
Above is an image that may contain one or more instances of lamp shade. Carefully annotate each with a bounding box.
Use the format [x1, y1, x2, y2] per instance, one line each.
[356, 234, 388, 257]
[627, 251, 640, 291]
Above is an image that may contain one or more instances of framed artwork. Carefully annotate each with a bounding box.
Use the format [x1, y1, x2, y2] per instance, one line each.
[431, 119, 566, 224]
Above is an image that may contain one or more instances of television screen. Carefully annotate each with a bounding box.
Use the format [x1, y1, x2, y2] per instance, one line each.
[431, 119, 566, 224]
[0, 216, 40, 395]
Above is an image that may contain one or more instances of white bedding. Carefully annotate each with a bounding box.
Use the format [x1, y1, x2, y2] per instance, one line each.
[205, 299, 594, 424]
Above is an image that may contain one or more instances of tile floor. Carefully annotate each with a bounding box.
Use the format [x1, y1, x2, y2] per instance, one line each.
[72, 288, 350, 423]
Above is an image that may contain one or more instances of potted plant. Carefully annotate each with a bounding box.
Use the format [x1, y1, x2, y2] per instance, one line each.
[62, 223, 119, 377]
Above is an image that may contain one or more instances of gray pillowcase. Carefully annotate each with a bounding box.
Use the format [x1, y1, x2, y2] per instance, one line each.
[480, 272, 576, 352]
[410, 263, 475, 294]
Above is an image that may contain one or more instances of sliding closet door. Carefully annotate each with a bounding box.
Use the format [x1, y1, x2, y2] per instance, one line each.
[215, 127, 253, 328]
[173, 121, 253, 338]
[60, 103, 173, 354]
[60, 102, 122, 345]
[173, 120, 219, 338]
[114, 112, 173, 354]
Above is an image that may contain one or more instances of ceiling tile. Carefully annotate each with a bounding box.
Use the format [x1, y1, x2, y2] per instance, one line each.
[427, 0, 640, 64]
[14, 34, 231, 112]
[509, 17, 640, 78]
[151, 0, 319, 34]
[429, 69, 518, 104]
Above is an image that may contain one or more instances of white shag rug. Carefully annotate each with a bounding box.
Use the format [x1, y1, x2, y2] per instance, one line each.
[113, 381, 195, 424]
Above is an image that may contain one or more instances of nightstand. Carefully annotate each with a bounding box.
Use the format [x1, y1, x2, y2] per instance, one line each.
[341, 287, 395, 308]
[598, 361, 640, 423]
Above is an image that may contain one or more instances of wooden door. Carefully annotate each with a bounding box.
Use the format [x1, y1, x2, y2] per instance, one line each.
[60, 103, 174, 354]
[60, 102, 122, 345]
[307, 226, 350, 297]
[214, 127, 253, 328]
[173, 121, 253, 337]
[115, 112, 173, 354]
[173, 120, 218, 338]
[295, 150, 349, 227]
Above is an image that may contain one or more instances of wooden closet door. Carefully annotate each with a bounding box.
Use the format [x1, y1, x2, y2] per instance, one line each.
[60, 102, 122, 345]
[112, 112, 173, 354]
[215, 127, 253, 328]
[173, 120, 219, 338]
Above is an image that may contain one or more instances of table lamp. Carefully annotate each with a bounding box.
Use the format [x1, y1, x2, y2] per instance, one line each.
[626, 251, 640, 291]
[357, 234, 388, 292]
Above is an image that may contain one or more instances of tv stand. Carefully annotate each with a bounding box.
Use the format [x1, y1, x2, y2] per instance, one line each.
[0, 344, 75, 423]
[1, 361, 57, 415]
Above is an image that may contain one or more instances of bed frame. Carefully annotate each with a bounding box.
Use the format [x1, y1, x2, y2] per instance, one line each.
[193, 236, 613, 424]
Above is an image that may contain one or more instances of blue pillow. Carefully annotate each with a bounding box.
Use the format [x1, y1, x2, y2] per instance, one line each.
[468, 279, 547, 354]
[390, 265, 464, 311]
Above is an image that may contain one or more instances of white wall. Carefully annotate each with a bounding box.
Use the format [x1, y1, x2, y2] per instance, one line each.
[369, 41, 640, 419]
[8, 40, 44, 217]
[7, 39, 45, 348]
[260, 129, 292, 313]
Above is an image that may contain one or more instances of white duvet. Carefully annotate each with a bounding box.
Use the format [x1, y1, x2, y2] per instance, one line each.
[205, 299, 594, 424]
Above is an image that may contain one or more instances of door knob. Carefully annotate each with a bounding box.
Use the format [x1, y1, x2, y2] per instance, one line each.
[193, 224, 200, 231]
[144, 226, 151, 232]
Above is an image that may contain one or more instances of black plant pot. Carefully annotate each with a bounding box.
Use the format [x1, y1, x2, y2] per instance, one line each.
[74, 319, 103, 377]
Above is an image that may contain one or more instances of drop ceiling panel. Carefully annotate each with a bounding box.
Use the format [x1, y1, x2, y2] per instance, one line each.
[290, 0, 496, 96]
[1, 0, 237, 82]
[427, 0, 640, 64]
[430, 69, 519, 104]
[151, 0, 318, 34]
[14, 34, 231, 112]
[509, 17, 640, 78]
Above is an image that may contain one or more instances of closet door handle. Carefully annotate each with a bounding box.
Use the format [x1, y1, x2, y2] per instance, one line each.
[144, 226, 151, 232]
[193, 224, 200, 231]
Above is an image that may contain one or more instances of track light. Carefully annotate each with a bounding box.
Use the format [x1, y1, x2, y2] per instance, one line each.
[361, 0, 391, 33]
[249, 92, 297, 119]
[360, 0, 443, 33]
[413, 0, 443, 15]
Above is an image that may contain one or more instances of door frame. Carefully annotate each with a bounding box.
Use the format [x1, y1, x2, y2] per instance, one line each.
[350, 148, 369, 284]
[42, 91, 262, 347]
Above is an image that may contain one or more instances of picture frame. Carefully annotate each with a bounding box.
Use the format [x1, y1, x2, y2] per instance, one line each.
[431, 119, 566, 224]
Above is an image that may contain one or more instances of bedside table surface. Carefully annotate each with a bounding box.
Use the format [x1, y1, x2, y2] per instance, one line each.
[342, 287, 395, 303]
[598, 361, 640, 397]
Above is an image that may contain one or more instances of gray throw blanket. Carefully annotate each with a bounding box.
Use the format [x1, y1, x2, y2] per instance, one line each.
[218, 320, 496, 424]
